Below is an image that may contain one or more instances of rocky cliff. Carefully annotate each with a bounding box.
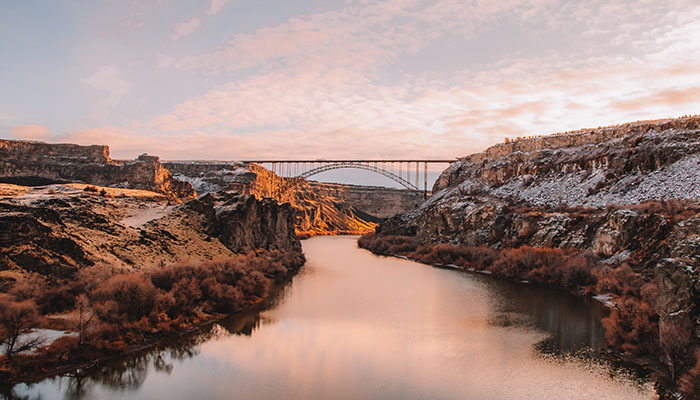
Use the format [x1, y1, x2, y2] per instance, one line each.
[164, 161, 424, 236]
[0, 183, 301, 284]
[382, 117, 700, 258]
[0, 140, 196, 201]
[374, 116, 700, 394]
[305, 181, 423, 219]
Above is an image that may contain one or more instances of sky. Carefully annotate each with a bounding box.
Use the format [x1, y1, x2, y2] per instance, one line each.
[2, 0, 700, 166]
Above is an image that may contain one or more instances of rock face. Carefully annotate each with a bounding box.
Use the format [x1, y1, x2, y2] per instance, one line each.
[305, 181, 423, 219]
[163, 161, 257, 194]
[0, 184, 301, 283]
[164, 161, 424, 236]
[375, 116, 700, 365]
[245, 164, 378, 236]
[385, 117, 700, 252]
[185, 191, 300, 253]
[433, 117, 700, 207]
[0, 140, 196, 201]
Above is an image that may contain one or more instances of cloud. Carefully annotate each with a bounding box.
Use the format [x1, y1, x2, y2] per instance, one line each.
[171, 18, 201, 41]
[82, 65, 133, 121]
[56, 0, 700, 162]
[207, 0, 228, 15]
[610, 87, 700, 111]
[10, 125, 51, 140]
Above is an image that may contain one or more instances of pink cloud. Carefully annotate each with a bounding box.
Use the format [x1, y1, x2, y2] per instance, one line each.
[610, 87, 700, 111]
[10, 125, 51, 140]
[171, 18, 201, 41]
[207, 0, 228, 15]
[51, 0, 700, 163]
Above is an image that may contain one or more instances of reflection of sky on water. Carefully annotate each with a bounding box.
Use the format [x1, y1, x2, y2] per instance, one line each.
[11, 236, 655, 400]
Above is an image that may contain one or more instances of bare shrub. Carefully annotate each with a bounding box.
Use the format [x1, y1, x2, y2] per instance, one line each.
[90, 275, 160, 323]
[239, 271, 268, 298]
[602, 296, 659, 357]
[0, 296, 43, 360]
[659, 320, 693, 380]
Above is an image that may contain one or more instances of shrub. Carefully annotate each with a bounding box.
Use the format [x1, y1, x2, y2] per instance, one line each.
[602, 296, 659, 357]
[595, 264, 645, 297]
[659, 320, 693, 380]
[239, 271, 268, 298]
[0, 296, 42, 359]
[91, 274, 160, 323]
[37, 284, 75, 314]
[201, 278, 243, 313]
[562, 256, 597, 289]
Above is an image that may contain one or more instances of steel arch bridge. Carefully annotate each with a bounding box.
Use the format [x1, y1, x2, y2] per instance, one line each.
[298, 162, 420, 190]
[242, 159, 455, 193]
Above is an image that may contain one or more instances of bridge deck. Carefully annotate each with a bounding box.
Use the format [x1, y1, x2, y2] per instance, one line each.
[240, 159, 455, 163]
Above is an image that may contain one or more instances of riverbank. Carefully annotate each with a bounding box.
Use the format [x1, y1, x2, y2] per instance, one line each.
[0, 249, 305, 386]
[357, 233, 699, 399]
[13, 236, 658, 400]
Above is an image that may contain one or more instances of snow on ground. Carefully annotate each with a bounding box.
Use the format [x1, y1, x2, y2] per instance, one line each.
[121, 204, 173, 228]
[603, 250, 632, 265]
[587, 154, 700, 207]
[173, 174, 222, 194]
[593, 294, 616, 308]
[1, 329, 78, 355]
[492, 169, 606, 207]
[487, 154, 700, 208]
[0, 183, 166, 204]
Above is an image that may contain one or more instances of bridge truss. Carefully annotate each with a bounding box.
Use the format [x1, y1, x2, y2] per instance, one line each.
[242, 159, 455, 193]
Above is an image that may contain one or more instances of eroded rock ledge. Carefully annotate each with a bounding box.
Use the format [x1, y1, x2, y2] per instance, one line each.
[0, 140, 195, 201]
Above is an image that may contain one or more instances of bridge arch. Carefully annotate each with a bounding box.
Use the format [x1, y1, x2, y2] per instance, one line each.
[296, 162, 420, 191]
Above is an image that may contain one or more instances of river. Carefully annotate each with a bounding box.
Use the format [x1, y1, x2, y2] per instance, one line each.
[12, 236, 656, 399]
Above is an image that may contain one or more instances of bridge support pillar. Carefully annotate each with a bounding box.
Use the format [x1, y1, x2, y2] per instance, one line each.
[424, 162, 428, 199]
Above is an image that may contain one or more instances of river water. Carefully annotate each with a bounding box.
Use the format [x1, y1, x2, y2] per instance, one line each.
[13, 236, 656, 399]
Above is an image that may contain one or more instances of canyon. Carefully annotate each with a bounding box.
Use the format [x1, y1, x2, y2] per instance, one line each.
[2, 116, 699, 397]
[0, 139, 422, 285]
[163, 160, 423, 236]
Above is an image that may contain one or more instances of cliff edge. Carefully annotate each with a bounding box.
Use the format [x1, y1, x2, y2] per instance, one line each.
[0, 140, 196, 202]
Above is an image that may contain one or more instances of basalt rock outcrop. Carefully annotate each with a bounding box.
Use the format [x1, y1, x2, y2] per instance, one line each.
[381, 117, 700, 255]
[374, 116, 700, 388]
[0, 184, 301, 284]
[0, 140, 196, 201]
[245, 164, 378, 236]
[185, 191, 300, 253]
[164, 161, 424, 236]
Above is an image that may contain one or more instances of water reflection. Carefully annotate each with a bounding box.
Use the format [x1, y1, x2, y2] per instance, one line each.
[479, 275, 607, 353]
[10, 236, 656, 400]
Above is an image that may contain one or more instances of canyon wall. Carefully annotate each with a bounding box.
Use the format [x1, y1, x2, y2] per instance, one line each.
[164, 161, 424, 235]
[0, 140, 195, 201]
[305, 182, 423, 219]
[0, 185, 301, 283]
[375, 116, 700, 385]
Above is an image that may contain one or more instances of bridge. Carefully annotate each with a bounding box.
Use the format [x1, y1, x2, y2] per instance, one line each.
[241, 159, 456, 193]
